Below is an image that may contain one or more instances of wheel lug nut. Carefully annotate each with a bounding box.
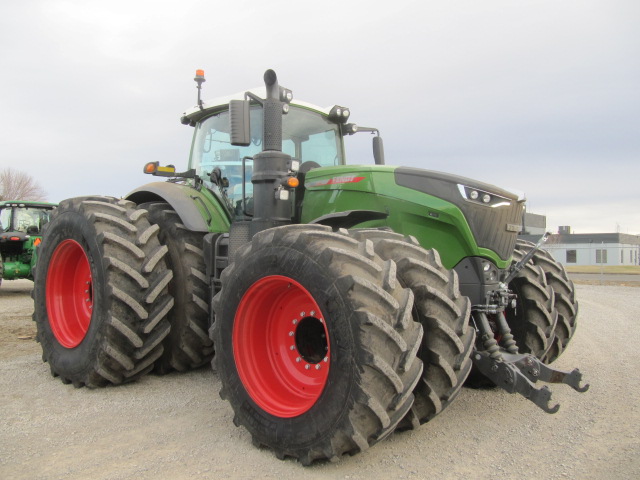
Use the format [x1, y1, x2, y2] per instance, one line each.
[305, 364, 310, 370]
[315, 364, 321, 370]
[323, 356, 328, 362]
[292, 319, 297, 325]
[290, 345, 295, 351]
[288, 331, 294, 337]
[296, 357, 301, 363]
[310, 310, 315, 316]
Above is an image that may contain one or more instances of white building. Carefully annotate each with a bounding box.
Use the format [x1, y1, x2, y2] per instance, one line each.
[521, 231, 640, 266]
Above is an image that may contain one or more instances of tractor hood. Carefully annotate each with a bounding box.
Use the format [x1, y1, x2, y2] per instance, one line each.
[301, 165, 525, 264]
[394, 167, 526, 261]
[394, 167, 525, 204]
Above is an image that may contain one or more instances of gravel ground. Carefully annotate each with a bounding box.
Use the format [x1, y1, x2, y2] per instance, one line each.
[1, 280, 639, 479]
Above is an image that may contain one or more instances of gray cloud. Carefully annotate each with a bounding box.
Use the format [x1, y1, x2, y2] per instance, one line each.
[1, 0, 638, 233]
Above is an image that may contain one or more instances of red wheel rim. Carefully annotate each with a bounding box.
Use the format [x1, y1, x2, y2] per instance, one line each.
[233, 275, 330, 418]
[46, 239, 93, 348]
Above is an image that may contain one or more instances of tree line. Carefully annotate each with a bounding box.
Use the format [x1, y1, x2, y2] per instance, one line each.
[0, 168, 47, 201]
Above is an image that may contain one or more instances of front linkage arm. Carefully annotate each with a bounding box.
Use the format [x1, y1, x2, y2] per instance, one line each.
[472, 350, 589, 413]
[502, 231, 550, 285]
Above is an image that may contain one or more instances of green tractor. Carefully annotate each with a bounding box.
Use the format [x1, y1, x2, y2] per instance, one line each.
[34, 70, 587, 464]
[0, 201, 56, 286]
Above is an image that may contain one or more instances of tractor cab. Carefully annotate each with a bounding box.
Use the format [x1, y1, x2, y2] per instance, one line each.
[138, 71, 384, 229]
[181, 89, 350, 216]
[0, 201, 54, 238]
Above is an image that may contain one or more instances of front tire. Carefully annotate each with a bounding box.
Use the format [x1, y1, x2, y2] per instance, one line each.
[212, 225, 423, 465]
[505, 243, 558, 359]
[353, 230, 475, 427]
[33, 197, 173, 387]
[513, 239, 578, 362]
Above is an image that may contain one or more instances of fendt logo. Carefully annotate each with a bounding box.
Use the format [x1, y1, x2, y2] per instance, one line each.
[306, 176, 365, 188]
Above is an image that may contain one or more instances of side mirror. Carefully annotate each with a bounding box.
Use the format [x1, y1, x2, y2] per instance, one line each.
[229, 99, 251, 146]
[343, 124, 386, 166]
[373, 136, 385, 165]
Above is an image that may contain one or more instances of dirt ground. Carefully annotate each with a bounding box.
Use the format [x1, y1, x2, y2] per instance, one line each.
[1, 279, 639, 479]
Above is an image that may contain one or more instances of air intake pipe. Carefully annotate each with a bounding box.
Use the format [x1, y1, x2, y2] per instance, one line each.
[248, 70, 294, 236]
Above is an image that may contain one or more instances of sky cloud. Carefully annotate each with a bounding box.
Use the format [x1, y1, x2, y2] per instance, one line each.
[1, 0, 638, 233]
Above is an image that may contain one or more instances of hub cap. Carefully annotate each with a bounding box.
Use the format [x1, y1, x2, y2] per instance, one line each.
[233, 275, 330, 418]
[46, 239, 93, 348]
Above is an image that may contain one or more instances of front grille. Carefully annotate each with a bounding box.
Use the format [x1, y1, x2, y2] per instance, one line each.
[461, 199, 523, 260]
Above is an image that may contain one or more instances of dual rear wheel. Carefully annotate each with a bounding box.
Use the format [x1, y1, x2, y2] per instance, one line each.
[34, 198, 218, 384]
[33, 197, 173, 387]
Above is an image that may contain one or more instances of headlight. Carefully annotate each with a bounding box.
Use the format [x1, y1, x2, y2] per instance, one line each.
[457, 184, 512, 208]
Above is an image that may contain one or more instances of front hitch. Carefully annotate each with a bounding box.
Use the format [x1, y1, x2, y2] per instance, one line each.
[472, 305, 589, 413]
[472, 350, 589, 413]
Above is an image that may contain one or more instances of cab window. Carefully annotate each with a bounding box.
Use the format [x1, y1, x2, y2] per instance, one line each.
[190, 106, 343, 215]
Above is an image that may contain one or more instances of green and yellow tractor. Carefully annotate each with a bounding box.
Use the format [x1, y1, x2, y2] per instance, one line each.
[0, 200, 56, 286]
[33, 69, 587, 464]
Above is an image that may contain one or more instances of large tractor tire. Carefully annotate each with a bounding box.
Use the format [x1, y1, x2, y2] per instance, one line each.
[139, 202, 213, 373]
[505, 243, 558, 360]
[513, 239, 578, 363]
[33, 197, 174, 387]
[212, 225, 423, 465]
[353, 230, 475, 428]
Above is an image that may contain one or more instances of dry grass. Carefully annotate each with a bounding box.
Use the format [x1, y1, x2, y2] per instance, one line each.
[565, 265, 640, 275]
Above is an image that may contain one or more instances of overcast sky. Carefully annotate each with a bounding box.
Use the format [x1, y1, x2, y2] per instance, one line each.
[1, 0, 638, 234]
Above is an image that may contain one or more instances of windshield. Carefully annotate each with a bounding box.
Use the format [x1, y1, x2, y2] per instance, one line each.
[189, 105, 344, 215]
[0, 207, 52, 234]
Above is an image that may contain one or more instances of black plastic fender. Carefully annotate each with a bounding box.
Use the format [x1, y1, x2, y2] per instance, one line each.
[126, 182, 230, 233]
[309, 210, 388, 229]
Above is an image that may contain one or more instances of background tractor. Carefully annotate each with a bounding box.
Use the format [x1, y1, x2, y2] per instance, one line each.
[34, 69, 587, 464]
[0, 201, 56, 286]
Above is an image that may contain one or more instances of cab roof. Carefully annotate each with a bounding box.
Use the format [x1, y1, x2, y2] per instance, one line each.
[180, 87, 333, 125]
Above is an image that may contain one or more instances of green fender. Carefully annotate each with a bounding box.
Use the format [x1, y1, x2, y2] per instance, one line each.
[126, 182, 231, 233]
